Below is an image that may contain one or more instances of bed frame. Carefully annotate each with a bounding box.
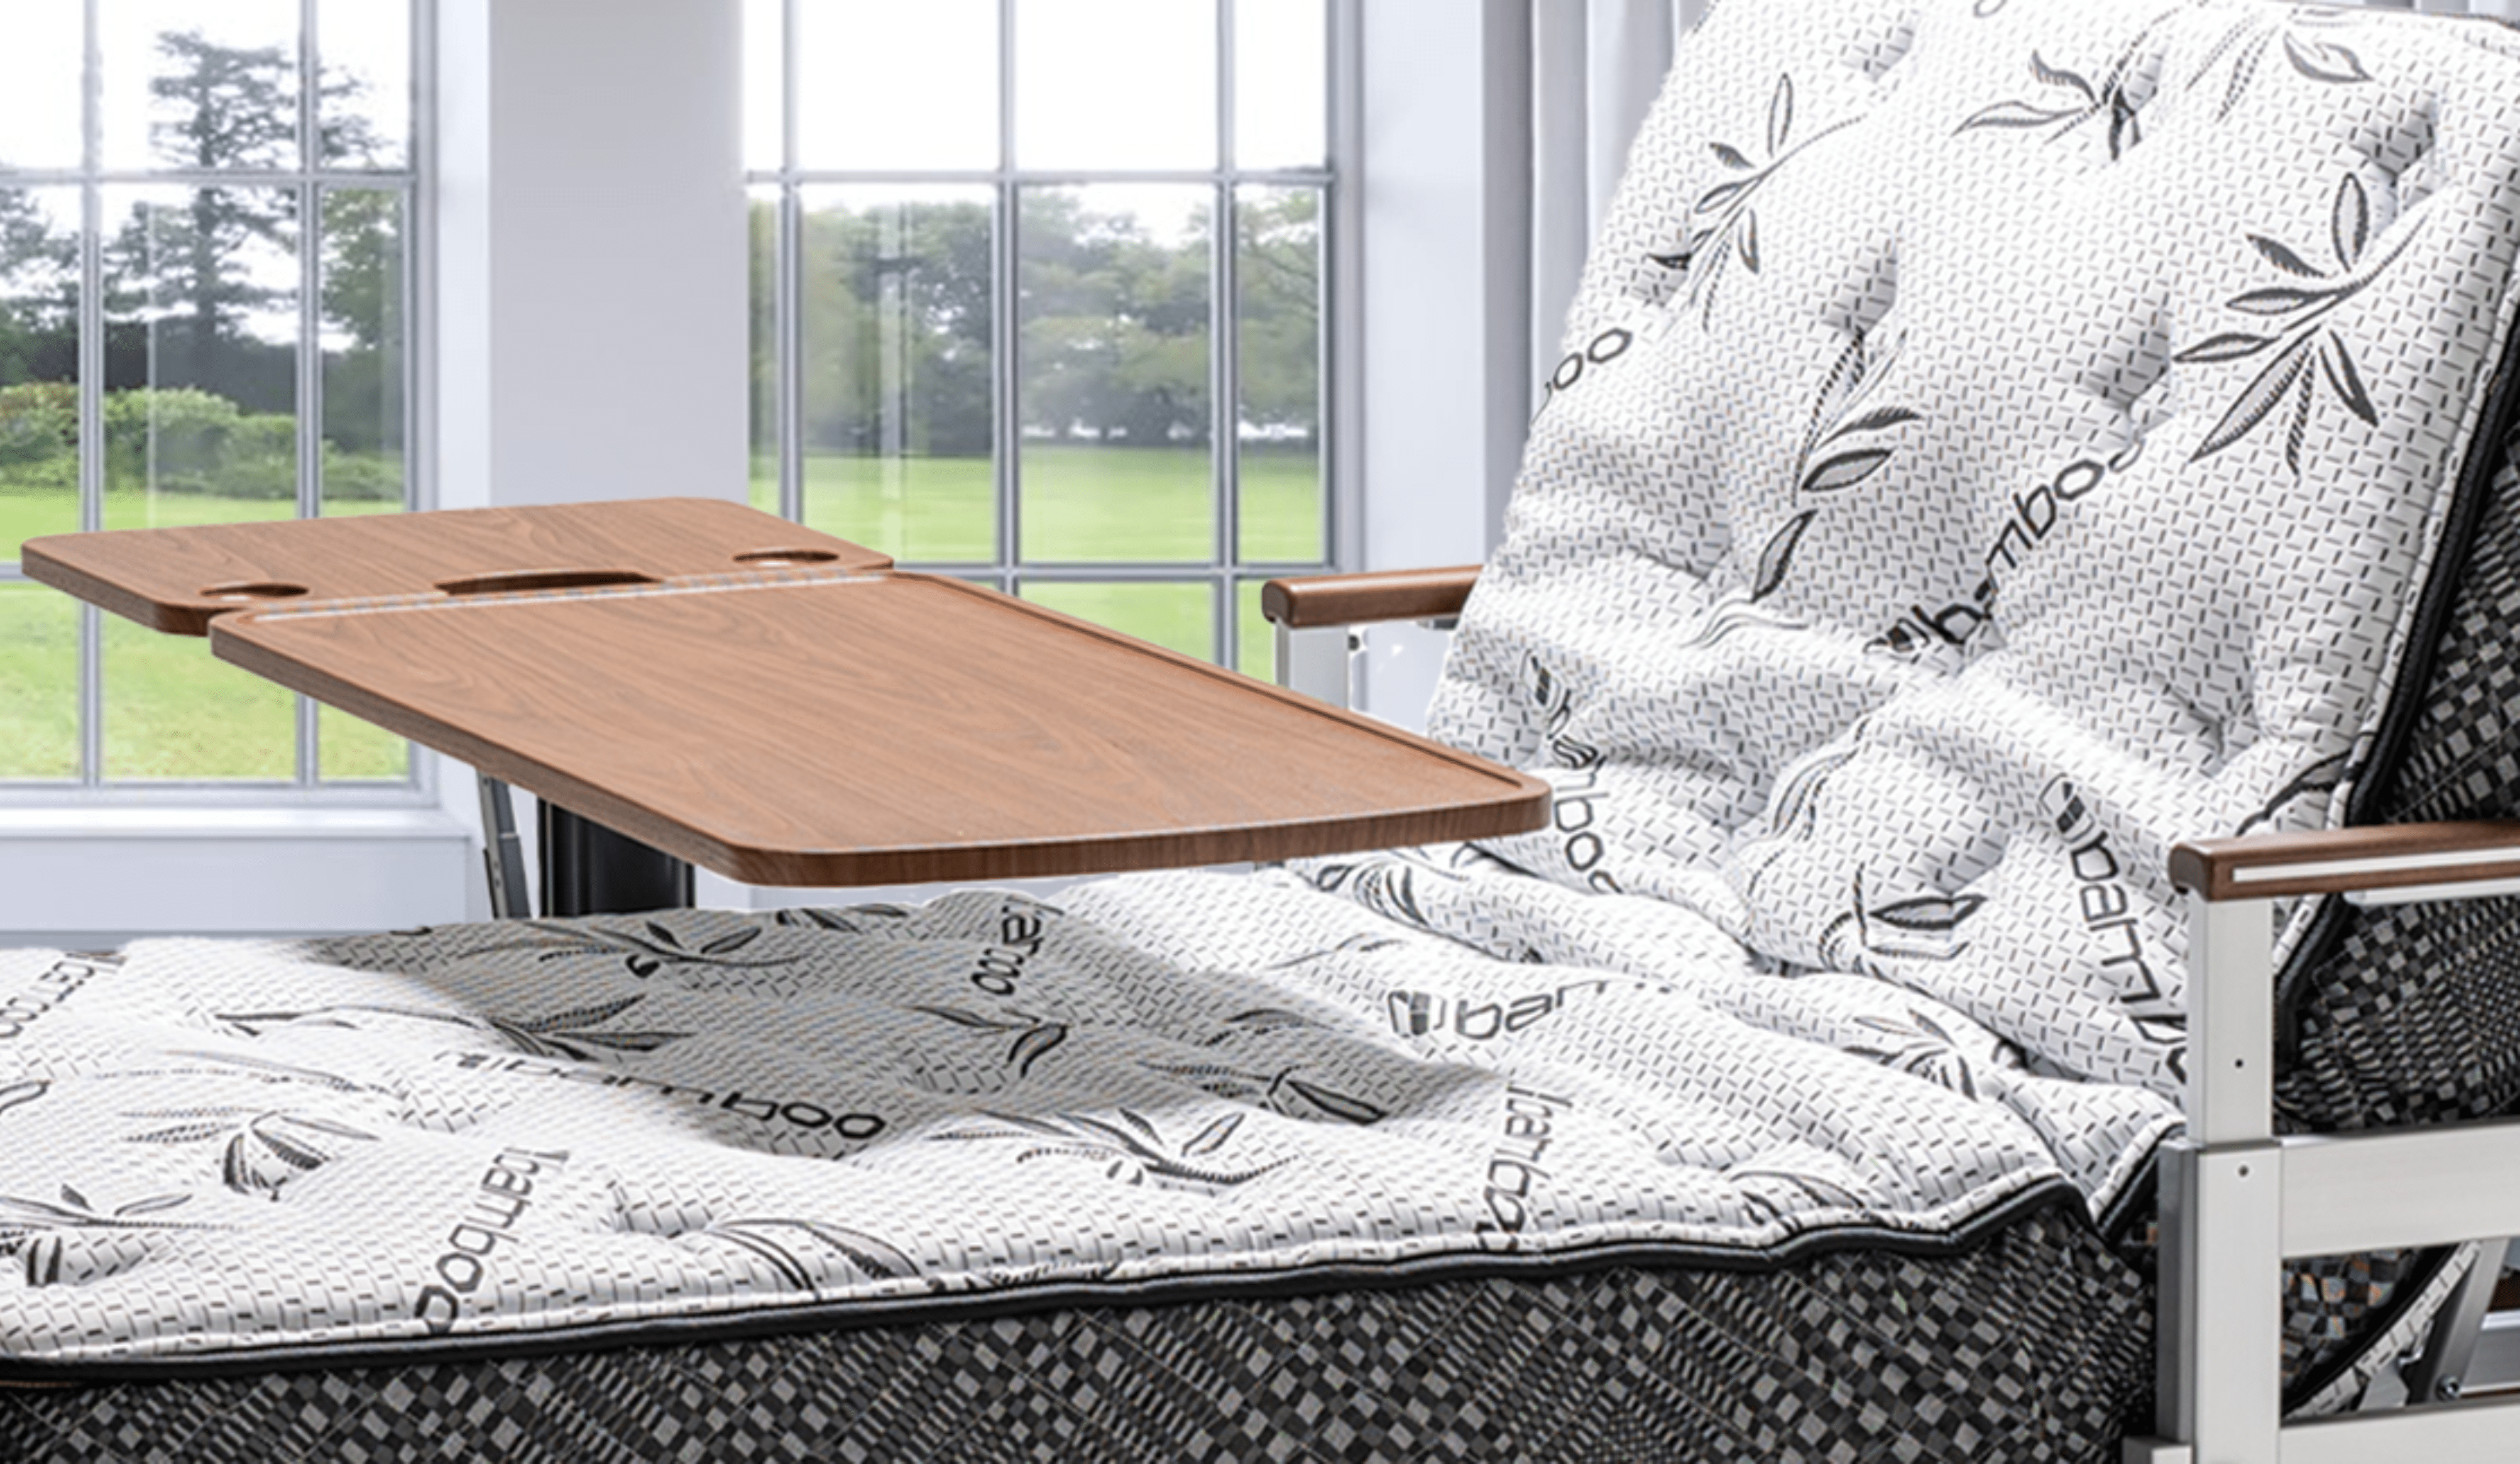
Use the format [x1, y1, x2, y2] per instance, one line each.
[1266, 577, 2520, 1464]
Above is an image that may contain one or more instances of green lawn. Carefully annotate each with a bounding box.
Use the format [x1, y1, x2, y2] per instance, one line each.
[745, 443, 1322, 563]
[2, 446, 1322, 781]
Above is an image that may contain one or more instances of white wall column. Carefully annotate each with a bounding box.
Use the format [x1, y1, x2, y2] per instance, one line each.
[1351, 0, 1531, 730]
[436, 0, 748, 512]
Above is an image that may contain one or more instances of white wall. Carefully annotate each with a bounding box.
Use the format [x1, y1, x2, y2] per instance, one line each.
[436, 0, 748, 513]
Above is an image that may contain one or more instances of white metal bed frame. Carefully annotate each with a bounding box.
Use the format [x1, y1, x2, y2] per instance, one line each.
[1271, 614, 2520, 1464]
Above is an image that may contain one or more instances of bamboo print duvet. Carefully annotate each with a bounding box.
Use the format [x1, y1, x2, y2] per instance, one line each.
[10, 0, 2520, 1374]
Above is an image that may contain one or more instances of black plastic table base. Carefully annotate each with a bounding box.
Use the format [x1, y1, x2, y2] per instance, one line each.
[538, 803, 694, 917]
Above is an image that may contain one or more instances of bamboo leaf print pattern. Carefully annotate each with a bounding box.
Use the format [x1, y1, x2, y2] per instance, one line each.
[1702, 329, 1922, 632]
[219, 996, 692, 1063]
[910, 1004, 1072, 1079]
[1655, 73, 1858, 322]
[1817, 869, 1988, 976]
[1, 1187, 207, 1286]
[1140, 1057, 1390, 1127]
[926, 1109, 1295, 1194]
[1956, 46, 2150, 158]
[2191, 10, 2370, 118]
[704, 1218, 917, 1289]
[119, 1108, 380, 1201]
[2178, 173, 2416, 471]
[444, 918, 799, 979]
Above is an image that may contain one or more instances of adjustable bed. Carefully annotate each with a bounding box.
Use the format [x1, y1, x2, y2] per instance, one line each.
[11, 1, 2520, 1460]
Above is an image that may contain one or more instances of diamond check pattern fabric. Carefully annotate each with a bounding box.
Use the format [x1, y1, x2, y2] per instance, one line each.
[0, 1208, 2150, 1464]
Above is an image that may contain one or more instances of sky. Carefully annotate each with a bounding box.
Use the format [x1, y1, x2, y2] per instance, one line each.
[746, 0, 1327, 246]
[0, 0, 1320, 253]
[0, 0, 408, 173]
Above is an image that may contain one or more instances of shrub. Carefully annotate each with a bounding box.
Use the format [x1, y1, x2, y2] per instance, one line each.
[0, 380, 75, 469]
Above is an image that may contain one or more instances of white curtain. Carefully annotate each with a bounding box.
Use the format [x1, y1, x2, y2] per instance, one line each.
[1523, 0, 2519, 402]
[1526, 0, 1706, 402]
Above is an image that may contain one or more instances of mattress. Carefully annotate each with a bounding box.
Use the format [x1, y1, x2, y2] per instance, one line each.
[14, 1, 2520, 1458]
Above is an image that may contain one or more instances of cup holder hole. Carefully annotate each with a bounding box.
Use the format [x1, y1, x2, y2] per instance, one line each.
[734, 548, 842, 567]
[199, 581, 309, 602]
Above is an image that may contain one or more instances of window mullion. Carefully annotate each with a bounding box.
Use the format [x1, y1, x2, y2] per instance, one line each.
[296, 0, 323, 784]
[1213, 0, 1239, 667]
[76, 0, 103, 787]
[995, 0, 1020, 585]
[1325, 0, 1362, 575]
[775, 1, 801, 524]
[777, 184, 801, 523]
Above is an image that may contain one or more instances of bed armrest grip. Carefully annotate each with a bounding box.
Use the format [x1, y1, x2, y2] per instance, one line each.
[2169, 819, 2520, 901]
[1260, 567, 1481, 629]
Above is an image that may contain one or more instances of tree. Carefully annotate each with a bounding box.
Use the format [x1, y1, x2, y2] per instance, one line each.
[1235, 190, 1320, 446]
[795, 197, 994, 458]
[1019, 192, 1210, 447]
[123, 31, 297, 378]
[773, 190, 1320, 460]
[0, 191, 77, 390]
[102, 30, 386, 416]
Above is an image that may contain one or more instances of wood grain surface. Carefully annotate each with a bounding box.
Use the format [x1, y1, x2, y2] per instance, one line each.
[2169, 820, 2520, 901]
[212, 572, 1552, 884]
[22, 498, 892, 634]
[1261, 566, 1482, 628]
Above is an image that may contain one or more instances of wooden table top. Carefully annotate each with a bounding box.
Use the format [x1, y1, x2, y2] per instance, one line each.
[25, 501, 1550, 886]
[22, 497, 892, 635]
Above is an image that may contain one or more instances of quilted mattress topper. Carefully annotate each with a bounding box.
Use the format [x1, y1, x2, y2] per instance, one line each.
[1433, 0, 2520, 1097]
[8, 0, 2520, 1374]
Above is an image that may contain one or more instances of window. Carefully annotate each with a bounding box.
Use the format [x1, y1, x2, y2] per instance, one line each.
[0, 0, 420, 790]
[743, 0, 1344, 677]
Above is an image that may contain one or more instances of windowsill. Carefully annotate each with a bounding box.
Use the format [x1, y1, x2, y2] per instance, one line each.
[0, 802, 463, 839]
[0, 796, 481, 946]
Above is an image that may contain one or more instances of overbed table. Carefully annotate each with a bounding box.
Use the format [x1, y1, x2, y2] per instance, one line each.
[23, 498, 1550, 916]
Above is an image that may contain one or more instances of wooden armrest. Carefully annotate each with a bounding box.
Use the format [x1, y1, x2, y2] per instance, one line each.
[2170, 819, 2520, 901]
[1260, 566, 1481, 629]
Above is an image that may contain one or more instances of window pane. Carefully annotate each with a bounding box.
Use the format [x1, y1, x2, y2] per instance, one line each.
[0, 190, 82, 561]
[320, 189, 404, 516]
[1235, 0, 1326, 170]
[1022, 580, 1213, 662]
[102, 614, 294, 779]
[320, 701, 405, 782]
[104, 0, 303, 172]
[0, 586, 78, 780]
[749, 186, 782, 516]
[743, 0, 784, 172]
[102, 187, 300, 534]
[0, 2, 87, 171]
[1016, 0, 1214, 170]
[317, 0, 410, 168]
[798, 0, 997, 170]
[1019, 185, 1211, 562]
[1236, 578, 1273, 680]
[799, 185, 995, 561]
[1236, 185, 1321, 561]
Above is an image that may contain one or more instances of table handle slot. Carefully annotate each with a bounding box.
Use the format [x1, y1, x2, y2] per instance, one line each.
[436, 570, 660, 597]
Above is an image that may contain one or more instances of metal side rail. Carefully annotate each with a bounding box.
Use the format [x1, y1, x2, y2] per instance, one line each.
[2130, 821, 2520, 1464]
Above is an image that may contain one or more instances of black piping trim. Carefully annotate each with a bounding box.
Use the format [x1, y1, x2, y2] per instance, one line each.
[2094, 1140, 2161, 1267]
[0, 1180, 2089, 1385]
[2276, 338, 2520, 1054]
